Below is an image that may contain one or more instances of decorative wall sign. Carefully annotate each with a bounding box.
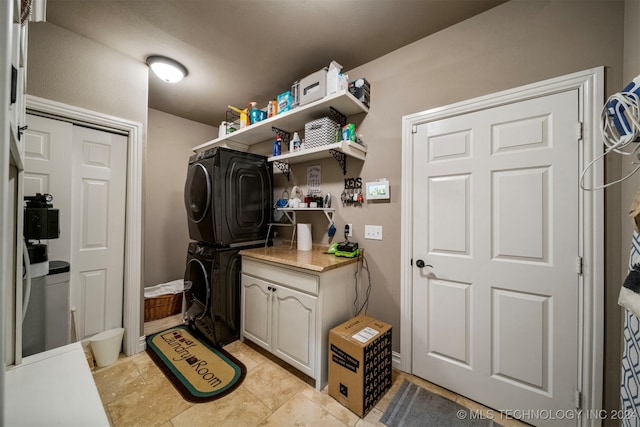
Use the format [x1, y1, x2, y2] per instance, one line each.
[307, 165, 321, 195]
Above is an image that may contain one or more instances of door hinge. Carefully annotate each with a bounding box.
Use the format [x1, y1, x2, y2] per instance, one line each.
[576, 256, 583, 275]
[576, 122, 583, 140]
[412, 125, 418, 134]
[575, 390, 582, 409]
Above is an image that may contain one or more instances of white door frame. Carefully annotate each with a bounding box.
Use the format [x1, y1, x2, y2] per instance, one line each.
[400, 67, 604, 418]
[25, 95, 145, 356]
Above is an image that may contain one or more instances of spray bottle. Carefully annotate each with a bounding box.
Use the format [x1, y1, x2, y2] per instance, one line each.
[290, 132, 301, 152]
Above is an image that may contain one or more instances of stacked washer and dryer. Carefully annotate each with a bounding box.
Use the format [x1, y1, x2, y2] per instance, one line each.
[183, 147, 272, 347]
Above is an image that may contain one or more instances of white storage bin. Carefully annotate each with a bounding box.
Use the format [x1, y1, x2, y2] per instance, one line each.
[300, 68, 328, 106]
[304, 117, 340, 149]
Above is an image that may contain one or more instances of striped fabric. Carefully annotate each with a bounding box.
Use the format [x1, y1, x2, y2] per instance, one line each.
[621, 231, 640, 426]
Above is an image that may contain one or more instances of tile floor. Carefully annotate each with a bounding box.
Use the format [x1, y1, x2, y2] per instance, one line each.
[91, 318, 528, 427]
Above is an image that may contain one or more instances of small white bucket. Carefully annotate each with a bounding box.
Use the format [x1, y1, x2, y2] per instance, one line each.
[89, 328, 124, 368]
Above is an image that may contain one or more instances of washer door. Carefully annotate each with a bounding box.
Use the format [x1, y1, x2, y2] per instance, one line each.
[184, 257, 209, 312]
[184, 162, 211, 224]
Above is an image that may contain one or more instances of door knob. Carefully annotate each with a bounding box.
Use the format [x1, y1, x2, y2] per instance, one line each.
[415, 259, 432, 268]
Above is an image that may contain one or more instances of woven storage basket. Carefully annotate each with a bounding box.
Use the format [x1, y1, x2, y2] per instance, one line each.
[304, 117, 340, 149]
[144, 292, 189, 322]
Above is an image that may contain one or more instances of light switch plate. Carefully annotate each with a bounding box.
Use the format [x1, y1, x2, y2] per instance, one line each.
[365, 225, 383, 240]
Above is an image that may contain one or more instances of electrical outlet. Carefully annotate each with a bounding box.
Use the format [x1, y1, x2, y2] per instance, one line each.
[346, 224, 353, 237]
[365, 225, 383, 240]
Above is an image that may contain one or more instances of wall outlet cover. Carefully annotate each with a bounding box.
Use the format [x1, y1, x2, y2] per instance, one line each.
[346, 224, 353, 237]
[364, 225, 383, 240]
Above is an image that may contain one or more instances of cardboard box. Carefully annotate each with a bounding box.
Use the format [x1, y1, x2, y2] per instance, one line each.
[328, 315, 392, 417]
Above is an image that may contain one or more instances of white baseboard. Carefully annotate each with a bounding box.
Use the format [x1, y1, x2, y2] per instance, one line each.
[392, 350, 403, 372]
[134, 336, 146, 355]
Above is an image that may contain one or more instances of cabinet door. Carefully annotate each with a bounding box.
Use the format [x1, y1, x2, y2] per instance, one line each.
[241, 274, 272, 351]
[272, 284, 317, 378]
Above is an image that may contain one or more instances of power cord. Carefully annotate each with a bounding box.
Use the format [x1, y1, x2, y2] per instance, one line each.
[581, 78, 640, 191]
[353, 253, 372, 316]
[342, 224, 371, 315]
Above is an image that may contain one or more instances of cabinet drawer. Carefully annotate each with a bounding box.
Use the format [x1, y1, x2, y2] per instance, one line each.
[242, 258, 319, 295]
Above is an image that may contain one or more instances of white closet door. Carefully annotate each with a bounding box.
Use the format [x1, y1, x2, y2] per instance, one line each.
[23, 115, 73, 262]
[71, 125, 127, 338]
[24, 114, 127, 344]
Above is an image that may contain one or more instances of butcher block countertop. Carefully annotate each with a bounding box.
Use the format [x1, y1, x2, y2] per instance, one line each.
[239, 244, 360, 273]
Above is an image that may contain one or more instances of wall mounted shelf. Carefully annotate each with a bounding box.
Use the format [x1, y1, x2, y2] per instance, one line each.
[278, 207, 335, 225]
[269, 140, 366, 179]
[192, 90, 369, 153]
[270, 208, 336, 248]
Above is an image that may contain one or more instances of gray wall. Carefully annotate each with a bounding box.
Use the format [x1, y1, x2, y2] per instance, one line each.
[271, 0, 625, 348]
[266, 0, 626, 417]
[27, 23, 148, 127]
[26, 20, 150, 333]
[353, 0, 627, 418]
[26, 24, 220, 288]
[144, 109, 217, 286]
[24, 0, 636, 416]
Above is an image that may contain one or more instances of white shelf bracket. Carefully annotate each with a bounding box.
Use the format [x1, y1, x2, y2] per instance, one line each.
[282, 210, 296, 225]
[323, 210, 334, 224]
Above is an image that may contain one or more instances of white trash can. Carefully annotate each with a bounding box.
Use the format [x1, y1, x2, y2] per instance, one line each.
[89, 328, 124, 368]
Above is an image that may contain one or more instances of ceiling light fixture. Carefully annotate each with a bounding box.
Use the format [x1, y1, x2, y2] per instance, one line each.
[146, 55, 188, 83]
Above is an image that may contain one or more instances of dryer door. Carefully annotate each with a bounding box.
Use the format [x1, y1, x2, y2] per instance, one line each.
[184, 162, 211, 224]
[212, 149, 273, 245]
[184, 256, 209, 316]
[210, 247, 243, 346]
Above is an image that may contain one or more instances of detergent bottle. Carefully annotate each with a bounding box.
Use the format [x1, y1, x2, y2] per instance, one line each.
[273, 135, 282, 156]
[228, 105, 249, 128]
[290, 132, 301, 152]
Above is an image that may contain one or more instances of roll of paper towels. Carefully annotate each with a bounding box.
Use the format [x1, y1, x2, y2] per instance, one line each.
[297, 223, 312, 251]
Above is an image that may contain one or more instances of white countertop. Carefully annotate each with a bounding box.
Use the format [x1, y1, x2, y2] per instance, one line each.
[5, 342, 109, 426]
[239, 244, 361, 272]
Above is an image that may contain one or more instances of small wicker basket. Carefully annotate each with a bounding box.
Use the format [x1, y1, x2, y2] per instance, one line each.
[144, 292, 190, 322]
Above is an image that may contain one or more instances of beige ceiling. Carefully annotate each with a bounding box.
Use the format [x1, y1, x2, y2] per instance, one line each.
[46, 0, 506, 126]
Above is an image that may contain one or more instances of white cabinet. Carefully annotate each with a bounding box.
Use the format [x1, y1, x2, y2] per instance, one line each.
[242, 274, 317, 378]
[241, 276, 272, 350]
[272, 284, 317, 375]
[241, 256, 358, 390]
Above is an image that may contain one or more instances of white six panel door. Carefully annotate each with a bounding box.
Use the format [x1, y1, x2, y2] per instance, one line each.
[72, 126, 127, 338]
[412, 90, 579, 424]
[23, 115, 73, 264]
[24, 114, 127, 345]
